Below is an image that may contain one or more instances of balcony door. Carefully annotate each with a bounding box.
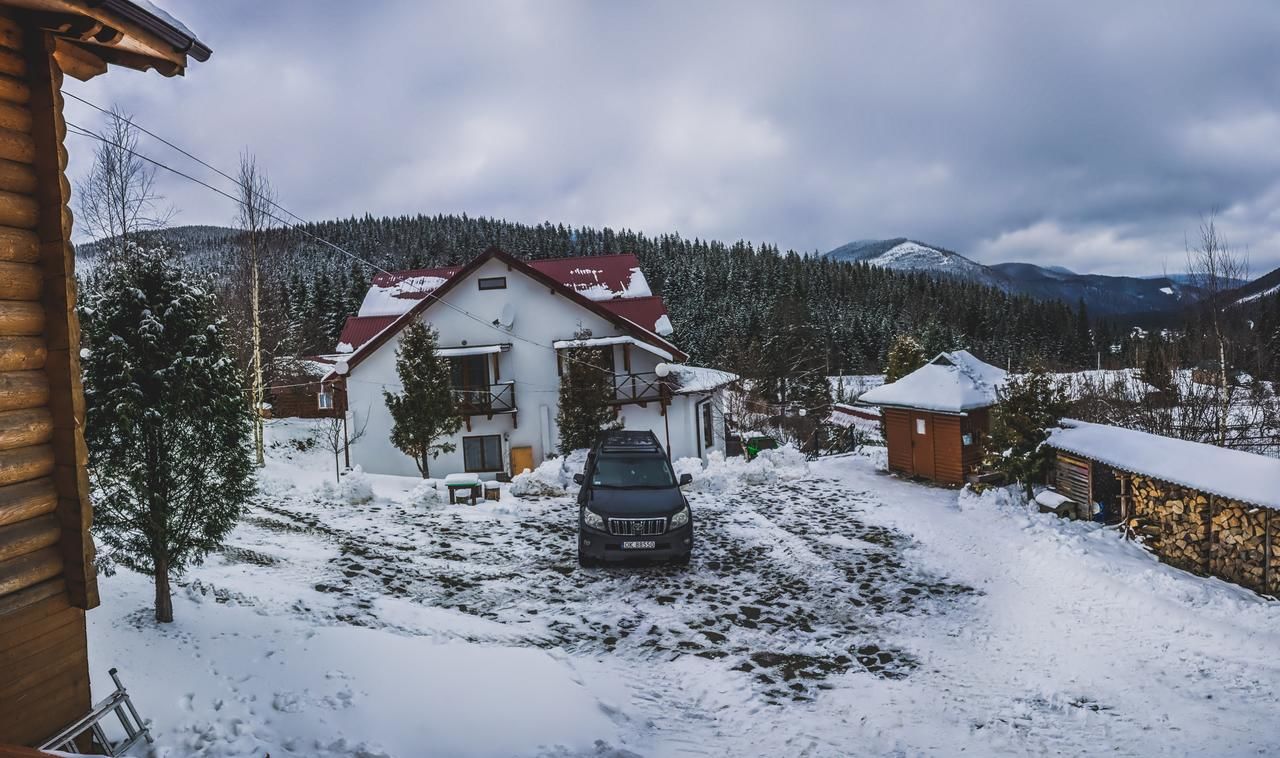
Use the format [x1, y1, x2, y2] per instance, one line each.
[450, 355, 490, 409]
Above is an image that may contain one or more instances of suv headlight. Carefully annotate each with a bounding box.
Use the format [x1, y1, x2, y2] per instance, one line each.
[669, 506, 690, 530]
[582, 509, 605, 530]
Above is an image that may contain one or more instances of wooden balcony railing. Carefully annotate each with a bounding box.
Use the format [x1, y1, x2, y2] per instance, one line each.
[612, 372, 665, 404]
[453, 382, 516, 416]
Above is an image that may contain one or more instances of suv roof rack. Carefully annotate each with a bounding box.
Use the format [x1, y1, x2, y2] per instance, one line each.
[598, 430, 663, 454]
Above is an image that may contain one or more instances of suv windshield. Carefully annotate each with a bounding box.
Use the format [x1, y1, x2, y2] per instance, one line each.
[591, 456, 677, 488]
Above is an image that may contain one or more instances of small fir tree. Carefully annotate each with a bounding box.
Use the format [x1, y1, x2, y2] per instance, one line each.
[82, 245, 254, 623]
[984, 362, 1072, 499]
[557, 330, 621, 452]
[383, 321, 461, 476]
[884, 334, 927, 383]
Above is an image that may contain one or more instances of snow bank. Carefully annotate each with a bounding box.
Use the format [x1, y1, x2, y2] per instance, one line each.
[317, 466, 375, 504]
[510, 449, 588, 498]
[406, 479, 445, 509]
[675, 446, 809, 493]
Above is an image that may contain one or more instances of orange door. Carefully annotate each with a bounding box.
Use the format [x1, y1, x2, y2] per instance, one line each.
[510, 445, 534, 476]
[911, 414, 934, 480]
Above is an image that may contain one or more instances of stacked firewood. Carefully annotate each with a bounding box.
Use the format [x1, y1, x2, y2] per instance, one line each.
[1127, 476, 1208, 574]
[1126, 474, 1277, 593]
[1211, 503, 1268, 590]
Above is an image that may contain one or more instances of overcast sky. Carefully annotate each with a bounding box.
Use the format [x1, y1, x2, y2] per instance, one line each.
[64, 1, 1280, 276]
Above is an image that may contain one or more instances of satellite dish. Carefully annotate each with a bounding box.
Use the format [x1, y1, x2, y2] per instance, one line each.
[498, 303, 516, 329]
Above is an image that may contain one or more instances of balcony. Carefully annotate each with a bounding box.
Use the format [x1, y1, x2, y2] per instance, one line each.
[612, 372, 665, 405]
[453, 381, 516, 418]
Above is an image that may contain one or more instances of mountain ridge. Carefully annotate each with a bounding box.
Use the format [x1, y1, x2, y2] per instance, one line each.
[825, 237, 1199, 316]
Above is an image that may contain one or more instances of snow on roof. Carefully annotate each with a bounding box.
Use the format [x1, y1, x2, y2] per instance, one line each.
[667, 365, 738, 394]
[1047, 419, 1280, 510]
[358, 274, 453, 316]
[858, 350, 1006, 413]
[552, 335, 673, 362]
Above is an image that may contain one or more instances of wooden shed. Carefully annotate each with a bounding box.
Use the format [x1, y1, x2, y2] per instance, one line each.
[1047, 419, 1280, 596]
[858, 350, 1006, 486]
[0, 1, 208, 749]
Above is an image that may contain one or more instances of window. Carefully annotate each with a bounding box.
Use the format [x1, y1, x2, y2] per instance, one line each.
[317, 390, 334, 410]
[591, 457, 677, 488]
[915, 418, 926, 435]
[463, 435, 503, 472]
[450, 355, 490, 391]
[478, 276, 507, 290]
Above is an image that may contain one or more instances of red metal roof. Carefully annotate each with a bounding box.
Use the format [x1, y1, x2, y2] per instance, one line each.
[527, 254, 651, 299]
[597, 296, 670, 334]
[337, 315, 397, 351]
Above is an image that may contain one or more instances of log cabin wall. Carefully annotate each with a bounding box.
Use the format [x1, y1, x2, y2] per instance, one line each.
[882, 408, 913, 477]
[1125, 473, 1278, 596]
[0, 11, 96, 746]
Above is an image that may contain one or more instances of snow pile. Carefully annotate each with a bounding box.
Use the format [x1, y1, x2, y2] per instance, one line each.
[509, 450, 589, 498]
[676, 446, 809, 493]
[406, 479, 445, 509]
[318, 466, 375, 504]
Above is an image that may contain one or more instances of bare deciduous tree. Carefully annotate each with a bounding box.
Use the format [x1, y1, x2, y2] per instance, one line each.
[77, 106, 171, 256]
[1185, 213, 1249, 446]
[236, 152, 277, 466]
[315, 406, 368, 483]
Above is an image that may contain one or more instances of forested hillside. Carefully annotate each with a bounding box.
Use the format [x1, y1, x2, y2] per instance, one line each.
[86, 215, 1098, 383]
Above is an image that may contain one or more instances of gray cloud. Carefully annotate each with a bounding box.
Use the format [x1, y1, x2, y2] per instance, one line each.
[64, 0, 1280, 276]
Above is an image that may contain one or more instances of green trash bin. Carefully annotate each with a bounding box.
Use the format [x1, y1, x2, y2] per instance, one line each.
[743, 435, 777, 461]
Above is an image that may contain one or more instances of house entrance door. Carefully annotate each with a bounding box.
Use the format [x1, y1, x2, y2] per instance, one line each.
[510, 445, 534, 476]
[911, 414, 934, 480]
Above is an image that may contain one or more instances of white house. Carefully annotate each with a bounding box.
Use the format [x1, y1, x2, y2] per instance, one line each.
[325, 248, 737, 478]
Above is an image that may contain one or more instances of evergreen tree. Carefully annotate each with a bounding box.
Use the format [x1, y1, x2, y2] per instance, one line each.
[81, 245, 254, 623]
[984, 362, 1071, 499]
[556, 330, 621, 452]
[382, 321, 461, 476]
[884, 334, 927, 383]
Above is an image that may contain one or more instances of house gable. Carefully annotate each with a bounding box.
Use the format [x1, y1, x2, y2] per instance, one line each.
[334, 248, 686, 380]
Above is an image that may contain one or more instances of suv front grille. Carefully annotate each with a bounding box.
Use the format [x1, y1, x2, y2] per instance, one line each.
[608, 517, 667, 536]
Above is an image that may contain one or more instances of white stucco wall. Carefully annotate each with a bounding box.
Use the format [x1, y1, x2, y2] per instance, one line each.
[343, 257, 729, 478]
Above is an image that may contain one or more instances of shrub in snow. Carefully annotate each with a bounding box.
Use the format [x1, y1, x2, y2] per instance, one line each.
[319, 466, 375, 504]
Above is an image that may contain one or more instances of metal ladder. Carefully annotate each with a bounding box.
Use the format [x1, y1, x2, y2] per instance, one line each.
[39, 668, 153, 756]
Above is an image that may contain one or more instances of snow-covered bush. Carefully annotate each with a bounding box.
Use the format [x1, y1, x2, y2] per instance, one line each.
[319, 465, 375, 504]
[510, 449, 589, 498]
[407, 479, 445, 509]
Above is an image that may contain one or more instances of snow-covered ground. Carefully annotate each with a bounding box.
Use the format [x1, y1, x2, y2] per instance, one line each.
[87, 420, 1280, 756]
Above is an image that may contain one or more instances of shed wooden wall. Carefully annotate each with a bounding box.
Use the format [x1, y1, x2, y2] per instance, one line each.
[0, 13, 95, 746]
[882, 407, 989, 486]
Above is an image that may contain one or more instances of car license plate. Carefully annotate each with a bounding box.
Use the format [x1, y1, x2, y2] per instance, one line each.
[622, 540, 656, 550]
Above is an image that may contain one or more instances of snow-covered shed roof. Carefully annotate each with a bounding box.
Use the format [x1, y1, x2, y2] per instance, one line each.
[667, 365, 738, 394]
[1047, 419, 1280, 510]
[858, 350, 1006, 413]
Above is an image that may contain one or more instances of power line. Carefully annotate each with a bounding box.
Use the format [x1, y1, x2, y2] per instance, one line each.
[63, 114, 669, 384]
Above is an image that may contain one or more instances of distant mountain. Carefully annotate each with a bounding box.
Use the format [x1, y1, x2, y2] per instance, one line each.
[824, 237, 1199, 316]
[1230, 266, 1280, 306]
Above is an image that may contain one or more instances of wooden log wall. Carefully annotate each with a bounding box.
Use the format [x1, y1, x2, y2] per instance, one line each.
[1126, 473, 1278, 596]
[0, 12, 93, 747]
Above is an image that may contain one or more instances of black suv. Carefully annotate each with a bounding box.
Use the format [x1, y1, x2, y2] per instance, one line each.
[575, 431, 693, 566]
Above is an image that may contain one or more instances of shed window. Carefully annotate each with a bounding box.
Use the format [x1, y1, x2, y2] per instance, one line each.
[478, 276, 507, 290]
[463, 434, 503, 472]
[915, 418, 926, 435]
[702, 403, 714, 448]
[317, 390, 334, 410]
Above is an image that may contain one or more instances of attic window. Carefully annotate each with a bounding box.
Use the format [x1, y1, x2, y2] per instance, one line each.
[478, 277, 507, 291]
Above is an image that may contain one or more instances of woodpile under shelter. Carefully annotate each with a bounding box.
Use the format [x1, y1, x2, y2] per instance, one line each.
[0, 1, 208, 749]
[858, 350, 1006, 486]
[1047, 419, 1280, 595]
